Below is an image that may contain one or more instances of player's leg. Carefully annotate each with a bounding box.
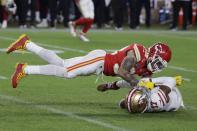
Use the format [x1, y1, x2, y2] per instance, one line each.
[69, 17, 93, 41]
[78, 0, 94, 42]
[11, 50, 106, 88]
[11, 63, 68, 88]
[69, 0, 94, 42]
[7, 34, 64, 67]
[79, 18, 94, 42]
[64, 50, 106, 78]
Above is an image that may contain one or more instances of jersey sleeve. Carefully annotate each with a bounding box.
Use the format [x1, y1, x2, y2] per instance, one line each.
[116, 80, 131, 88]
[133, 44, 141, 62]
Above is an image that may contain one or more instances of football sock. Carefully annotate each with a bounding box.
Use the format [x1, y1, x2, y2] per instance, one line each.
[75, 17, 87, 25]
[82, 18, 93, 33]
[24, 65, 67, 78]
[26, 41, 43, 54]
[26, 41, 64, 67]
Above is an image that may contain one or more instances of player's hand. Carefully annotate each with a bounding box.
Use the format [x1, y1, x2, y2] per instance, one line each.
[138, 80, 155, 90]
[174, 76, 182, 86]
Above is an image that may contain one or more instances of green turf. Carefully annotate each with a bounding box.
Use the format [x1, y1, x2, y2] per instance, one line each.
[0, 29, 197, 131]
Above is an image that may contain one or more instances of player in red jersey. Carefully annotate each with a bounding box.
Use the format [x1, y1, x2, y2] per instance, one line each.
[7, 34, 171, 88]
[97, 42, 172, 91]
[68, 0, 94, 42]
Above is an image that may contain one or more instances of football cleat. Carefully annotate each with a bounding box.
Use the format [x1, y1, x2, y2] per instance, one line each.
[11, 63, 27, 88]
[68, 21, 77, 37]
[174, 75, 182, 86]
[97, 81, 120, 92]
[7, 34, 30, 54]
[79, 32, 89, 42]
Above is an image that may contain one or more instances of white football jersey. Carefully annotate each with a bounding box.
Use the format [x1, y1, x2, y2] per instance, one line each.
[146, 77, 184, 112]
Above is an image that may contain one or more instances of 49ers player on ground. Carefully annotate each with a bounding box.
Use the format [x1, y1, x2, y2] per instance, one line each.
[7, 34, 171, 88]
[68, 0, 94, 42]
[118, 76, 184, 113]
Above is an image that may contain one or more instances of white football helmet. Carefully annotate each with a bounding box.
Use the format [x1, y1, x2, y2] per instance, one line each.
[126, 87, 149, 113]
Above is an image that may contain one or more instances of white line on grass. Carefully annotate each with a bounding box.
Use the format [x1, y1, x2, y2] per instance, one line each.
[186, 106, 197, 111]
[0, 36, 196, 75]
[168, 65, 197, 73]
[182, 77, 191, 82]
[140, 31, 197, 42]
[0, 94, 130, 131]
[0, 48, 64, 54]
[0, 75, 8, 80]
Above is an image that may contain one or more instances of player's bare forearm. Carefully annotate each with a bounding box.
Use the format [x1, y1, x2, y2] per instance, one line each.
[117, 50, 138, 85]
[118, 72, 138, 86]
[120, 51, 136, 73]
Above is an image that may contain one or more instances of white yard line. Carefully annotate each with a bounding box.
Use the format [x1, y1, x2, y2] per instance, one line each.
[0, 75, 8, 80]
[182, 77, 191, 82]
[0, 48, 64, 54]
[0, 94, 130, 131]
[168, 65, 197, 74]
[141, 31, 197, 42]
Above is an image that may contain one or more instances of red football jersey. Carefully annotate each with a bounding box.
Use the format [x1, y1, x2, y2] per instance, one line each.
[103, 44, 152, 77]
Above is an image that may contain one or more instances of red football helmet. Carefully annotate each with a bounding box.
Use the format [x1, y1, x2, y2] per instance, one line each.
[147, 43, 172, 73]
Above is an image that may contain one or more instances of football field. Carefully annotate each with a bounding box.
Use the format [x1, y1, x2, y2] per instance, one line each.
[0, 29, 197, 131]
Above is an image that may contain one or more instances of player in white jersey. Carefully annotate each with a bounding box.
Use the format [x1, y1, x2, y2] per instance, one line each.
[110, 76, 184, 113]
[68, 0, 94, 42]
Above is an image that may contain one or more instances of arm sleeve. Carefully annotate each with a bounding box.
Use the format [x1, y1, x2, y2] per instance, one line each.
[116, 80, 132, 88]
[151, 77, 176, 90]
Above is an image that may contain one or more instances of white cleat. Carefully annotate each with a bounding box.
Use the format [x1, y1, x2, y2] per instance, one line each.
[1, 20, 7, 29]
[79, 34, 90, 42]
[68, 21, 77, 37]
[36, 19, 48, 28]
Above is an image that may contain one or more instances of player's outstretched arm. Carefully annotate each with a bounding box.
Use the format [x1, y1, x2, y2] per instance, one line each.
[117, 51, 138, 86]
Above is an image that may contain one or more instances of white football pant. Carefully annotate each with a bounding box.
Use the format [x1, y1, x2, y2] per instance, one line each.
[24, 41, 106, 78]
[77, 0, 94, 19]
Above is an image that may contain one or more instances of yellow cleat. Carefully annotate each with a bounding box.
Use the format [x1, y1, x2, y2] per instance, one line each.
[174, 76, 182, 86]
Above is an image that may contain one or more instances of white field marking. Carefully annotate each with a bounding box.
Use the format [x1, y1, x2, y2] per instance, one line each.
[168, 65, 197, 74]
[182, 77, 191, 82]
[0, 75, 8, 80]
[0, 35, 196, 75]
[0, 94, 131, 131]
[0, 48, 64, 54]
[140, 31, 197, 41]
[185, 106, 197, 111]
[0, 36, 87, 54]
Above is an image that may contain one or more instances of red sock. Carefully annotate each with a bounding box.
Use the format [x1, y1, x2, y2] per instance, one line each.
[2, 7, 8, 20]
[82, 18, 94, 33]
[75, 17, 88, 25]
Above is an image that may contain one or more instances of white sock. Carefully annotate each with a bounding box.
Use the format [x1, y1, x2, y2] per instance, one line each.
[26, 41, 43, 54]
[26, 41, 64, 66]
[24, 65, 67, 78]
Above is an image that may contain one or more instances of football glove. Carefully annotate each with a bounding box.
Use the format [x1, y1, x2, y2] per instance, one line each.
[138, 80, 155, 90]
[174, 75, 182, 86]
